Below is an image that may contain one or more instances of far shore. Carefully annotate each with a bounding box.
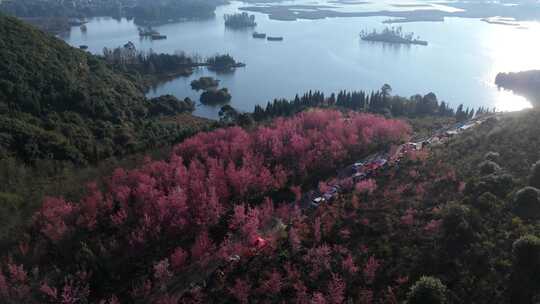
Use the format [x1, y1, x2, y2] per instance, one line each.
[239, 1, 540, 23]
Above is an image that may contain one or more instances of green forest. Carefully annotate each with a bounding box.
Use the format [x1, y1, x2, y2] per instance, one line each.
[0, 14, 210, 166]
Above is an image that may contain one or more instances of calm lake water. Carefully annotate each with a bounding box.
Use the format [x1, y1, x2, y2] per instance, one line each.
[61, 1, 540, 119]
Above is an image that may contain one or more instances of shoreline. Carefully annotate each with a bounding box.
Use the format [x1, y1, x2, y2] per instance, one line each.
[143, 63, 245, 92]
[239, 2, 540, 23]
[361, 36, 428, 46]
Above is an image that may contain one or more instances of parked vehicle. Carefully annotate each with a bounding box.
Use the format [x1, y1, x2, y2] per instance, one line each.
[310, 197, 324, 209]
[297, 115, 496, 212]
[313, 197, 325, 204]
[353, 172, 367, 182]
[374, 158, 388, 168]
[351, 162, 365, 173]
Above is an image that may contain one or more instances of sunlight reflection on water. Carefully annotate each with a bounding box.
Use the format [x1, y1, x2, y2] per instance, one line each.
[494, 89, 533, 112]
[485, 21, 540, 111]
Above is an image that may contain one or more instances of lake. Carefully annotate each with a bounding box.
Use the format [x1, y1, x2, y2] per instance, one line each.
[60, 1, 540, 119]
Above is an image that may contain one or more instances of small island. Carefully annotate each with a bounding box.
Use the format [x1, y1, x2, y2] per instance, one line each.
[138, 27, 167, 40]
[360, 27, 428, 46]
[200, 88, 232, 105]
[138, 27, 158, 36]
[191, 77, 220, 91]
[206, 54, 246, 72]
[253, 32, 266, 39]
[267, 36, 284, 41]
[224, 12, 257, 28]
[481, 17, 520, 27]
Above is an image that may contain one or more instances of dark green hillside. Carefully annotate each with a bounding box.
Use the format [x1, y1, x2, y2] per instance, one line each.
[0, 15, 146, 118]
[434, 109, 540, 181]
[0, 14, 208, 164]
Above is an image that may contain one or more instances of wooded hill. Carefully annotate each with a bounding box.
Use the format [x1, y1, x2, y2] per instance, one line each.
[0, 14, 207, 165]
